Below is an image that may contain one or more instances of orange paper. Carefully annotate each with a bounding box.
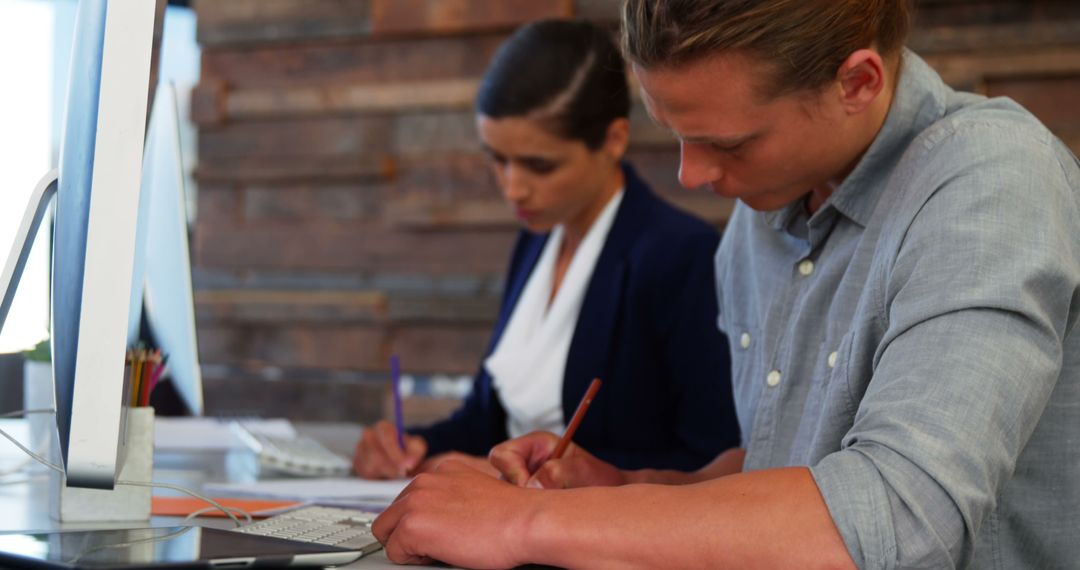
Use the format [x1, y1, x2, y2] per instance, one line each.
[152, 496, 301, 518]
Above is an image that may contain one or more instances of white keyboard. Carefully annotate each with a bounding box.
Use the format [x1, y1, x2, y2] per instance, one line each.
[233, 423, 353, 477]
[232, 505, 383, 555]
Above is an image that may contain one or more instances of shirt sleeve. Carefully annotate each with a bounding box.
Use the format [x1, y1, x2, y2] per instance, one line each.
[408, 368, 507, 458]
[811, 121, 1080, 569]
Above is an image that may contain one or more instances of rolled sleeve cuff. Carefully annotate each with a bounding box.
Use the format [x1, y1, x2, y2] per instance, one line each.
[811, 451, 898, 570]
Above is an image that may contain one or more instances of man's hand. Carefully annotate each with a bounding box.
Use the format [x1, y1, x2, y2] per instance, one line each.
[487, 431, 628, 488]
[416, 451, 501, 478]
[352, 420, 427, 479]
[372, 460, 535, 567]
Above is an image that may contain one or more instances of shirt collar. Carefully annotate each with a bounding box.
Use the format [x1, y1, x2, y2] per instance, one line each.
[763, 50, 951, 234]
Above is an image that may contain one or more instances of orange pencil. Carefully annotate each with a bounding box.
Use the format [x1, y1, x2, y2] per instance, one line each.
[139, 351, 160, 406]
[551, 377, 602, 459]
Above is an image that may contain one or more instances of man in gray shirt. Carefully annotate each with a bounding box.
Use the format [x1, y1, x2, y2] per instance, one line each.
[372, 2, 1080, 568]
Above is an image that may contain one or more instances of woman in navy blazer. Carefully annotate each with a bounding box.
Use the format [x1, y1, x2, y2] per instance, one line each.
[354, 19, 738, 477]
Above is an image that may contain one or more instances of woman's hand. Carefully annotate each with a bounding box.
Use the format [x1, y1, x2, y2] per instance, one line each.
[352, 420, 427, 479]
[488, 431, 628, 488]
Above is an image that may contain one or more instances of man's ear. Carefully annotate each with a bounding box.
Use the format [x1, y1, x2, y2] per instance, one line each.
[835, 49, 887, 115]
[603, 117, 631, 161]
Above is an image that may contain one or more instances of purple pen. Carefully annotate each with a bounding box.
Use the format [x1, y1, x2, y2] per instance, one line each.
[390, 354, 405, 451]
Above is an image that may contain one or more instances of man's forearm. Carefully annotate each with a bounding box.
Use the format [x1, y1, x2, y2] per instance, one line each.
[522, 466, 855, 569]
[627, 447, 747, 485]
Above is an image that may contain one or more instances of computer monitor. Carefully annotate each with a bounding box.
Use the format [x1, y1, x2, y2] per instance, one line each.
[52, 0, 161, 489]
[0, 0, 163, 490]
[129, 81, 203, 417]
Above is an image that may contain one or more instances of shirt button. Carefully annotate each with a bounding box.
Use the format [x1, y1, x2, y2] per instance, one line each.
[766, 370, 781, 387]
[798, 259, 815, 276]
[827, 351, 838, 368]
[739, 333, 751, 349]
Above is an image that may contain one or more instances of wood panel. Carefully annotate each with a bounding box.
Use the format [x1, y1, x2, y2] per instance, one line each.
[191, 268, 505, 298]
[241, 183, 384, 223]
[910, 20, 1080, 53]
[225, 79, 480, 120]
[201, 372, 387, 423]
[200, 34, 506, 89]
[195, 0, 569, 46]
[190, 0, 1080, 422]
[198, 322, 490, 374]
[195, 0, 374, 46]
[921, 47, 1080, 88]
[196, 290, 388, 324]
[913, 0, 1080, 29]
[196, 289, 499, 325]
[194, 223, 515, 274]
[370, 0, 572, 37]
[984, 75, 1080, 130]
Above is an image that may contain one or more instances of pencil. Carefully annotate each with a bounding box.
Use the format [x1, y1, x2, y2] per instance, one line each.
[551, 377, 602, 459]
[140, 350, 161, 406]
[147, 353, 168, 403]
[390, 354, 405, 451]
[130, 350, 144, 407]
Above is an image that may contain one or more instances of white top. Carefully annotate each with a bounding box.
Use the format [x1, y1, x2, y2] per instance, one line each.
[485, 189, 624, 439]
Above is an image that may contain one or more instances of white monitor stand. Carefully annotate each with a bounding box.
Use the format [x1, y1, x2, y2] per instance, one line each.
[0, 169, 58, 333]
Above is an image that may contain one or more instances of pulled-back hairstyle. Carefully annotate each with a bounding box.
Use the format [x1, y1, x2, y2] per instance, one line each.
[476, 19, 630, 150]
[622, 0, 913, 99]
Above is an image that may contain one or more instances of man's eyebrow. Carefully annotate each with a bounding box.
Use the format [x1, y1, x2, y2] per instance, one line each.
[637, 92, 759, 148]
[682, 133, 757, 147]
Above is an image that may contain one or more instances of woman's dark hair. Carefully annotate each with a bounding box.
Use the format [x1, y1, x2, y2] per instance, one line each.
[476, 19, 630, 150]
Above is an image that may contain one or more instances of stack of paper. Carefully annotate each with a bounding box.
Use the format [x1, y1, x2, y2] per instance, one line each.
[201, 477, 409, 509]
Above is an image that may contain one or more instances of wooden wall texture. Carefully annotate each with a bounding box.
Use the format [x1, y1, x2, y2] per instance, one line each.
[190, 0, 1080, 422]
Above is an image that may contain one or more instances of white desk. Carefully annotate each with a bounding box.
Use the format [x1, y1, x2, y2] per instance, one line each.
[0, 419, 414, 569]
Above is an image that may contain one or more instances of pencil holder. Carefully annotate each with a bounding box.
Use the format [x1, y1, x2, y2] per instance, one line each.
[50, 406, 155, 522]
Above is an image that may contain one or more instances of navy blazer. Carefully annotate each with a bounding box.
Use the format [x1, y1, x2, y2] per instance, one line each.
[412, 164, 739, 470]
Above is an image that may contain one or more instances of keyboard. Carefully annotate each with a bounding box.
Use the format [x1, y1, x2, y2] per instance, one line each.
[231, 505, 383, 556]
[233, 422, 353, 477]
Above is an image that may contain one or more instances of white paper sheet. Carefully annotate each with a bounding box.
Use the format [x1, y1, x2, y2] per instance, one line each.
[201, 477, 409, 506]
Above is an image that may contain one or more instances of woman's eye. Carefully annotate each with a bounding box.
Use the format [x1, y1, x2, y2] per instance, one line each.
[522, 160, 557, 175]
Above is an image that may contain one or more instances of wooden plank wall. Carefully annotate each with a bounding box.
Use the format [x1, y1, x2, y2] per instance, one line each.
[190, 0, 1080, 422]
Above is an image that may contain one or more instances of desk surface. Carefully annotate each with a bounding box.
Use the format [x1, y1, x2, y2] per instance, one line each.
[0, 419, 419, 569]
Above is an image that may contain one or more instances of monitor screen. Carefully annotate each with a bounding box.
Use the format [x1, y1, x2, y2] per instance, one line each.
[52, 0, 160, 489]
[129, 81, 203, 416]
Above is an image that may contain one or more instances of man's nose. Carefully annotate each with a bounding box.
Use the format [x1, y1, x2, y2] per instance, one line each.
[677, 141, 723, 189]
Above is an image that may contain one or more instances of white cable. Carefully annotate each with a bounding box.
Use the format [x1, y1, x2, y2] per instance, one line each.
[185, 505, 252, 524]
[0, 418, 250, 527]
[67, 526, 195, 566]
[0, 408, 56, 418]
[118, 479, 249, 527]
[0, 417, 64, 474]
[0, 408, 60, 475]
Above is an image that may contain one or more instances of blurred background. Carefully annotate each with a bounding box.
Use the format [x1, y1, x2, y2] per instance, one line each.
[1, 0, 1078, 427]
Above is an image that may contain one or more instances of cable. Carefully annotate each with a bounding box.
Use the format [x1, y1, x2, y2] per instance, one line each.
[0, 408, 59, 472]
[185, 505, 252, 524]
[67, 525, 195, 566]
[0, 417, 250, 527]
[0, 408, 56, 418]
[0, 413, 63, 475]
[118, 480, 248, 527]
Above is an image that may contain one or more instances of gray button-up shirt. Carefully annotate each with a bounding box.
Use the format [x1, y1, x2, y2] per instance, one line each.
[716, 50, 1080, 569]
